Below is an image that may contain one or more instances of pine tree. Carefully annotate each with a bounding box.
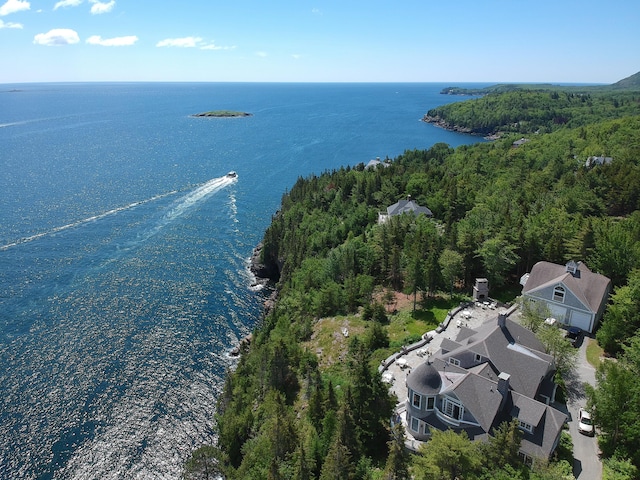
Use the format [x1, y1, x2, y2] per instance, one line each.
[382, 423, 411, 480]
[482, 418, 523, 469]
[319, 436, 353, 480]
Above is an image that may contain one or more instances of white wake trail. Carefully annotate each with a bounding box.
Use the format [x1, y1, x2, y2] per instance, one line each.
[0, 192, 177, 251]
[163, 176, 235, 222]
[129, 175, 237, 246]
[1, 176, 237, 251]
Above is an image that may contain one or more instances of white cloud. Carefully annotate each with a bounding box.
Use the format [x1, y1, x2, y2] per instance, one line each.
[0, 0, 30, 16]
[311, 8, 322, 16]
[255, 51, 268, 58]
[53, 0, 82, 10]
[156, 36, 202, 48]
[86, 34, 137, 46]
[33, 28, 80, 46]
[156, 36, 236, 51]
[89, 0, 114, 14]
[0, 18, 22, 27]
[200, 42, 236, 51]
[291, 54, 303, 60]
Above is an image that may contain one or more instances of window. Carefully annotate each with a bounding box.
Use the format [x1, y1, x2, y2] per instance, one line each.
[518, 420, 534, 433]
[448, 357, 460, 367]
[412, 392, 422, 409]
[443, 397, 464, 421]
[553, 286, 565, 303]
[411, 416, 419, 432]
[518, 452, 533, 467]
[426, 396, 435, 411]
[474, 353, 482, 363]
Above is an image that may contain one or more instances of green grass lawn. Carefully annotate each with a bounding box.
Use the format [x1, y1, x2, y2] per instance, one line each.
[586, 338, 605, 368]
[306, 294, 459, 376]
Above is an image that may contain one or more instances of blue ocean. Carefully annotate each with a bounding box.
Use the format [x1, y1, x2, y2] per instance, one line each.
[0, 82, 486, 479]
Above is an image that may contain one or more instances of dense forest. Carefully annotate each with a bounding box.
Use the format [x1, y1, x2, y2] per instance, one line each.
[184, 82, 640, 479]
[426, 73, 640, 136]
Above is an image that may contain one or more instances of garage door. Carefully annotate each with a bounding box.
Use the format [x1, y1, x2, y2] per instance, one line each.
[570, 310, 592, 333]
[547, 304, 567, 323]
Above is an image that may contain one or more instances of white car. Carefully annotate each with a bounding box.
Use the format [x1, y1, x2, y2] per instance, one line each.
[578, 408, 594, 436]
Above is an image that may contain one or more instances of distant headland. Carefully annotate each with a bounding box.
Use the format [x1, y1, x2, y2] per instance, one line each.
[190, 110, 252, 118]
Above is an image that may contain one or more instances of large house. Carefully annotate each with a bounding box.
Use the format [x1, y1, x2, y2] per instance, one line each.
[404, 314, 567, 463]
[520, 260, 611, 334]
[378, 195, 432, 224]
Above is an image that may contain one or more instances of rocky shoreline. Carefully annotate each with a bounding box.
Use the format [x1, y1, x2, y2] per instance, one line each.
[422, 114, 501, 140]
[421, 114, 475, 134]
[248, 242, 280, 312]
[230, 244, 280, 357]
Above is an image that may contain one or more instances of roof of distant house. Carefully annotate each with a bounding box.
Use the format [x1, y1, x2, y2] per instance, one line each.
[365, 158, 390, 169]
[386, 196, 433, 217]
[512, 137, 529, 147]
[585, 155, 613, 167]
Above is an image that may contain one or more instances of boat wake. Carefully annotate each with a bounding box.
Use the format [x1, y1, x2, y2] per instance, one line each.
[0, 121, 29, 128]
[0, 175, 237, 251]
[0, 192, 177, 251]
[163, 175, 236, 223]
[128, 175, 237, 246]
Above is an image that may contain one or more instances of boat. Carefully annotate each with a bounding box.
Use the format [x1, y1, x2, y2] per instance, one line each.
[226, 171, 237, 178]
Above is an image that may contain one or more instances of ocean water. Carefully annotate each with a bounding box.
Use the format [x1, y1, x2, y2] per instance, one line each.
[0, 82, 486, 479]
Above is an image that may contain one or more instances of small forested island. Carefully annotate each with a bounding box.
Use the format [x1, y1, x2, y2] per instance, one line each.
[191, 110, 252, 118]
[184, 71, 640, 480]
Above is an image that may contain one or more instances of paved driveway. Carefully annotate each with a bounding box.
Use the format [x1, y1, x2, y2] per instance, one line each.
[564, 336, 602, 480]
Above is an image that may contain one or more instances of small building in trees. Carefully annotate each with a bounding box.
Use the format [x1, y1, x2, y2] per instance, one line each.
[404, 314, 566, 463]
[520, 260, 611, 333]
[585, 155, 612, 168]
[512, 137, 529, 147]
[365, 157, 391, 170]
[378, 195, 433, 224]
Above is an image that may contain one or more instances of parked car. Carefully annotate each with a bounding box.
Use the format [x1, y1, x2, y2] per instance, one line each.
[578, 408, 594, 436]
[566, 326, 582, 347]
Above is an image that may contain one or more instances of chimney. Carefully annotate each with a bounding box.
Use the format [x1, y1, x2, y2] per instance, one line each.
[497, 372, 510, 409]
[498, 313, 507, 329]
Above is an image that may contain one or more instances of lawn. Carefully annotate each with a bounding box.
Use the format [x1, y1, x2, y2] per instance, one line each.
[304, 293, 462, 382]
[586, 338, 605, 368]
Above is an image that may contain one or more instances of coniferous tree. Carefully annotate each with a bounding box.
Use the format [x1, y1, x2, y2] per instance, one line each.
[414, 429, 482, 480]
[481, 418, 523, 470]
[319, 437, 353, 480]
[382, 423, 411, 480]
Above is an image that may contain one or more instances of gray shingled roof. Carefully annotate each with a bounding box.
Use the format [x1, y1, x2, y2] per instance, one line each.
[451, 373, 504, 432]
[406, 361, 441, 395]
[406, 315, 566, 459]
[511, 392, 546, 426]
[386, 198, 433, 217]
[523, 261, 611, 313]
[515, 398, 567, 459]
[439, 317, 554, 399]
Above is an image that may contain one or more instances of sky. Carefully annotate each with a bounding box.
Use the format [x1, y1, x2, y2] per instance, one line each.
[1, 0, 639, 84]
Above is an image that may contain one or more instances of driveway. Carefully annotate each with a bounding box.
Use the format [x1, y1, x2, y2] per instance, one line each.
[563, 336, 602, 480]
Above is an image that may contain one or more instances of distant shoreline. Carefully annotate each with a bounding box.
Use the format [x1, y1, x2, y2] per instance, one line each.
[190, 110, 252, 118]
